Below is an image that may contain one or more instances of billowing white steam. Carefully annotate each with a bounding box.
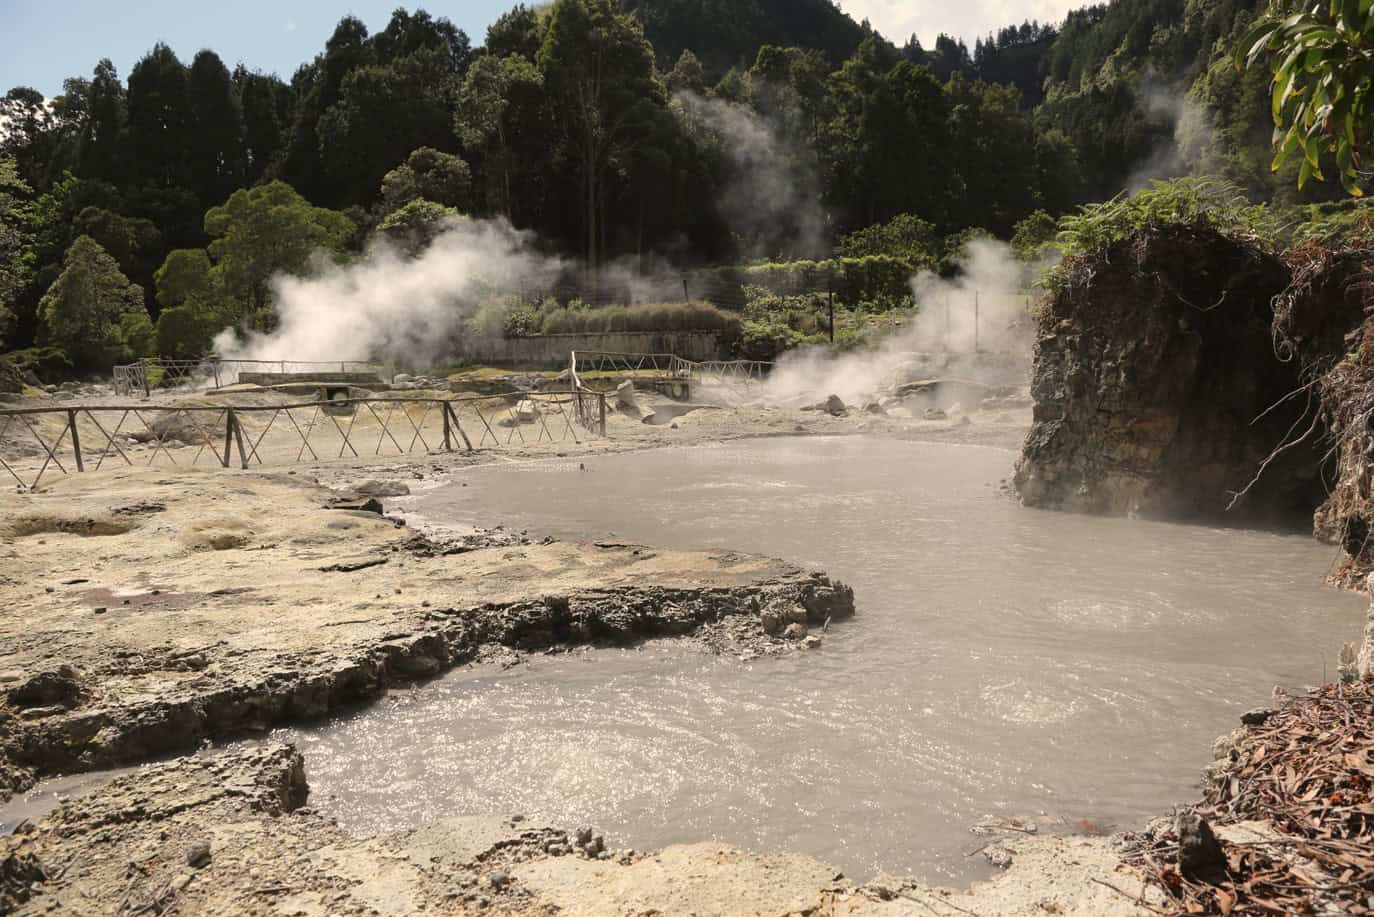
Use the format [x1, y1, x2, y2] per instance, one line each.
[673, 92, 827, 260]
[214, 218, 565, 366]
[760, 238, 1044, 407]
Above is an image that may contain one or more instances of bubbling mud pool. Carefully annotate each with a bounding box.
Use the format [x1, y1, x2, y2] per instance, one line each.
[12, 436, 1353, 884]
[250, 437, 1365, 882]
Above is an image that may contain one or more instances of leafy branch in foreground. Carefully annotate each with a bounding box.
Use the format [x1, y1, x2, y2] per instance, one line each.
[1237, 0, 1374, 196]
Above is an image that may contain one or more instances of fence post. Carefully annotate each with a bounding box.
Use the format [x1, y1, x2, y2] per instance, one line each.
[221, 410, 233, 468]
[229, 408, 249, 469]
[141, 361, 151, 399]
[974, 290, 980, 353]
[442, 402, 452, 451]
[682, 275, 690, 304]
[598, 393, 606, 436]
[446, 403, 473, 451]
[67, 410, 83, 472]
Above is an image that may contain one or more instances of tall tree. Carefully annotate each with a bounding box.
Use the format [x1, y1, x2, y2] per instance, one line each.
[186, 50, 245, 206]
[282, 16, 372, 203]
[539, 0, 666, 271]
[235, 67, 292, 182]
[456, 54, 544, 218]
[0, 158, 34, 348]
[316, 45, 460, 203]
[78, 60, 127, 184]
[0, 88, 57, 188]
[202, 181, 353, 322]
[38, 235, 152, 368]
[126, 44, 194, 189]
[486, 4, 544, 61]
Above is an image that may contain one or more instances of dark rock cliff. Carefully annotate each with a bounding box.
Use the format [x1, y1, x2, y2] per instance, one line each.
[1013, 223, 1326, 524]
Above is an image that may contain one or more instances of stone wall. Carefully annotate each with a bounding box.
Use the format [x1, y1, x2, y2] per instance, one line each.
[459, 331, 725, 368]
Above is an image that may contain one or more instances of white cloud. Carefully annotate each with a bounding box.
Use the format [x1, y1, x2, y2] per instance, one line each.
[285, 19, 298, 33]
[840, 0, 1080, 47]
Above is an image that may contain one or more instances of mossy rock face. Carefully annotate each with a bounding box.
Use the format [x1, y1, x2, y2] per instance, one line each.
[0, 359, 27, 395]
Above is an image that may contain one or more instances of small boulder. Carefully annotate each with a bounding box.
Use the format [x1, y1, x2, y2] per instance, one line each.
[783, 622, 808, 640]
[613, 381, 638, 410]
[186, 841, 212, 868]
[824, 394, 847, 416]
[983, 845, 1014, 869]
[1175, 811, 1226, 880]
[760, 606, 785, 635]
[923, 408, 947, 421]
[1240, 708, 1275, 726]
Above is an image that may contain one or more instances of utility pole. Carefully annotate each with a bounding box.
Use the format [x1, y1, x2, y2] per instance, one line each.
[828, 274, 835, 344]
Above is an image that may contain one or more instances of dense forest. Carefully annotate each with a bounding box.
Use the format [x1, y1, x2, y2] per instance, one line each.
[0, 0, 1366, 374]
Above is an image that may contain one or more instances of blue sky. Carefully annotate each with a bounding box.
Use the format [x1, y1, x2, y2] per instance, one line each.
[2, 0, 513, 96]
[3, 0, 1085, 98]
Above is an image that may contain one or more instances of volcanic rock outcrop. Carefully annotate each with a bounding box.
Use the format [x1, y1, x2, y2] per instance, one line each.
[1014, 223, 1326, 523]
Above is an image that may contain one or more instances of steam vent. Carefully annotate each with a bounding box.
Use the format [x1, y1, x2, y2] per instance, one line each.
[1013, 223, 1325, 525]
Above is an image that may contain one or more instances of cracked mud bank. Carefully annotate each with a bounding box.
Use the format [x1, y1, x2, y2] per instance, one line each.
[0, 468, 852, 801]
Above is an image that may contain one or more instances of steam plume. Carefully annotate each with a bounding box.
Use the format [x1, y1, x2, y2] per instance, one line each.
[759, 238, 1044, 407]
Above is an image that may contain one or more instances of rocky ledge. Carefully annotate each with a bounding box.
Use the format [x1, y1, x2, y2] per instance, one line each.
[3, 742, 1155, 916]
[0, 469, 853, 800]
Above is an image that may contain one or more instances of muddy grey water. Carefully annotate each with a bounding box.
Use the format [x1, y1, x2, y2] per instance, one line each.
[9, 437, 1360, 882]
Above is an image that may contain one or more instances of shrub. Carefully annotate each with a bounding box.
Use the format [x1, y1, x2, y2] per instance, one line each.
[538, 301, 740, 335]
[1056, 177, 1277, 258]
[2, 346, 73, 386]
[1011, 210, 1060, 262]
[836, 213, 940, 268]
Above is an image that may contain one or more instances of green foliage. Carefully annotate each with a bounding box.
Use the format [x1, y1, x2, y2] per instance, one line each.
[538, 301, 741, 334]
[1291, 200, 1374, 243]
[0, 157, 35, 348]
[155, 305, 220, 360]
[380, 147, 472, 211]
[1, 346, 72, 386]
[152, 248, 236, 358]
[1011, 210, 1060, 260]
[487, 297, 742, 337]
[503, 303, 543, 337]
[455, 54, 543, 218]
[1238, 0, 1374, 196]
[735, 321, 800, 361]
[38, 235, 151, 368]
[202, 181, 354, 317]
[836, 214, 939, 266]
[732, 283, 907, 359]
[695, 256, 916, 306]
[1055, 178, 1277, 257]
[376, 199, 460, 254]
[625, 0, 876, 79]
[154, 249, 216, 310]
